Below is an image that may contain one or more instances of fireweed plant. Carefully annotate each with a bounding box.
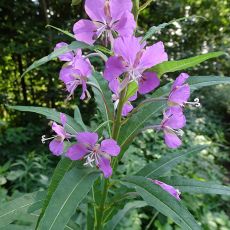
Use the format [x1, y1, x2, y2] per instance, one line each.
[4, 0, 230, 229]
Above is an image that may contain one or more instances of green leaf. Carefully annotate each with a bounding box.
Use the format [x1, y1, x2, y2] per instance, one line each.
[89, 72, 114, 136]
[0, 191, 45, 228]
[124, 176, 201, 230]
[136, 146, 206, 178]
[36, 158, 75, 229]
[37, 167, 99, 230]
[188, 76, 230, 91]
[160, 176, 230, 196]
[71, 0, 82, 6]
[124, 81, 138, 102]
[21, 41, 90, 77]
[150, 76, 230, 100]
[142, 15, 205, 41]
[118, 101, 165, 152]
[105, 201, 147, 230]
[46, 25, 75, 39]
[150, 52, 225, 78]
[8, 106, 83, 134]
[0, 224, 34, 230]
[74, 106, 87, 131]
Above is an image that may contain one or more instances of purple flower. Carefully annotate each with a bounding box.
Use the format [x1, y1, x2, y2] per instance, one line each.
[42, 114, 71, 156]
[73, 0, 136, 45]
[149, 179, 181, 200]
[160, 107, 186, 149]
[54, 42, 74, 62]
[104, 36, 167, 95]
[168, 73, 201, 108]
[59, 51, 92, 100]
[110, 78, 137, 116]
[66, 132, 120, 178]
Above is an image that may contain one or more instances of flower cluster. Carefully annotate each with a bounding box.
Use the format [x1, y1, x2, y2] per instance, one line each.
[42, 114, 120, 178]
[44, 0, 200, 182]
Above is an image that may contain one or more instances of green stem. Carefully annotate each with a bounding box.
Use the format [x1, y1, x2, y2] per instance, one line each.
[95, 89, 126, 229]
[132, 0, 140, 22]
[112, 89, 126, 140]
[139, 0, 155, 12]
[95, 179, 109, 230]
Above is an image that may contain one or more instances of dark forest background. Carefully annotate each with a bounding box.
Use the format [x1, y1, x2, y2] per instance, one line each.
[0, 0, 230, 229]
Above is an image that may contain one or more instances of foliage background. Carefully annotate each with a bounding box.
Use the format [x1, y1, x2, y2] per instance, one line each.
[0, 0, 229, 229]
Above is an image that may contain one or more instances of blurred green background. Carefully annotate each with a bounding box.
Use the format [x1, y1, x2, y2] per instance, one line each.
[0, 0, 230, 229]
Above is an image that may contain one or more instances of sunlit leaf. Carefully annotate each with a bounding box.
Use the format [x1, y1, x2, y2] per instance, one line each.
[150, 52, 225, 77]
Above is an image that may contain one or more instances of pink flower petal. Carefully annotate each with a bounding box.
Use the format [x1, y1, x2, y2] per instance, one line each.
[113, 36, 142, 66]
[76, 132, 98, 147]
[139, 41, 168, 69]
[85, 0, 106, 23]
[172, 73, 189, 88]
[73, 19, 98, 45]
[98, 157, 112, 178]
[54, 42, 74, 62]
[164, 131, 182, 149]
[164, 108, 186, 130]
[60, 113, 67, 127]
[168, 84, 190, 106]
[152, 179, 181, 200]
[66, 144, 88, 160]
[138, 72, 160, 95]
[110, 0, 133, 20]
[72, 56, 92, 77]
[100, 139, 120, 156]
[49, 139, 64, 156]
[52, 122, 66, 139]
[122, 102, 133, 116]
[104, 56, 126, 82]
[112, 11, 136, 36]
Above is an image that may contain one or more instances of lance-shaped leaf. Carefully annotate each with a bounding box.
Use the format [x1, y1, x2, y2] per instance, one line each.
[22, 41, 90, 77]
[142, 15, 205, 42]
[136, 146, 207, 178]
[150, 52, 225, 78]
[105, 201, 147, 230]
[159, 176, 230, 196]
[89, 72, 114, 136]
[8, 105, 84, 134]
[0, 191, 45, 228]
[123, 176, 201, 230]
[118, 101, 165, 154]
[36, 158, 75, 229]
[188, 75, 230, 91]
[37, 167, 99, 230]
[151, 75, 230, 99]
[74, 106, 87, 131]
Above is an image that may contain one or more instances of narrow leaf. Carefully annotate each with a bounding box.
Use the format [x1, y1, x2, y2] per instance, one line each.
[37, 167, 99, 230]
[150, 76, 230, 99]
[160, 176, 230, 196]
[46, 25, 75, 39]
[188, 75, 230, 90]
[89, 72, 114, 136]
[105, 201, 147, 230]
[136, 146, 206, 178]
[22, 41, 90, 77]
[150, 52, 225, 78]
[74, 106, 87, 131]
[142, 15, 205, 41]
[0, 191, 45, 228]
[124, 176, 201, 230]
[8, 106, 82, 134]
[118, 101, 165, 149]
[36, 158, 74, 228]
